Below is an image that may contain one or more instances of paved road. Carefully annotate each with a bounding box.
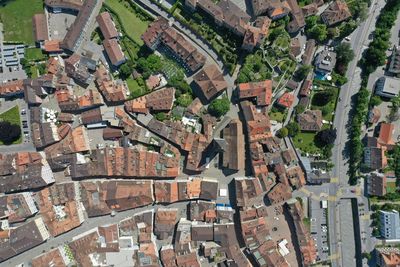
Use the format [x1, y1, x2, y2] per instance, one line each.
[329, 1, 385, 266]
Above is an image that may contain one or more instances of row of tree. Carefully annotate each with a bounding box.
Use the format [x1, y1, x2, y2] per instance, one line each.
[360, 0, 400, 77]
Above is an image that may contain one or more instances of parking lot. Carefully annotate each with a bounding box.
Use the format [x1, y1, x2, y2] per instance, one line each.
[309, 197, 330, 262]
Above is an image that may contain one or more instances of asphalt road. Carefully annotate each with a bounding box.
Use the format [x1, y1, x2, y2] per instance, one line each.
[329, 1, 385, 266]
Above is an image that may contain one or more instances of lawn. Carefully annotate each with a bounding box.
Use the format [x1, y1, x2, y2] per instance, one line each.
[25, 47, 46, 62]
[30, 65, 39, 78]
[269, 110, 285, 122]
[105, 0, 150, 45]
[292, 132, 322, 155]
[311, 86, 339, 121]
[0, 105, 22, 145]
[0, 0, 44, 44]
[387, 182, 397, 194]
[126, 78, 149, 98]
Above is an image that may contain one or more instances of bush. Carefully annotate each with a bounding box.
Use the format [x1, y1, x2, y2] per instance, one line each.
[312, 90, 336, 106]
[277, 127, 288, 138]
[369, 95, 382, 107]
[286, 122, 300, 137]
[0, 121, 21, 144]
[154, 112, 168, 121]
[208, 96, 230, 117]
[295, 65, 312, 81]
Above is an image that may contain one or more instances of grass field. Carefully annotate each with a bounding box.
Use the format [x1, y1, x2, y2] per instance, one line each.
[0, 105, 22, 145]
[311, 86, 339, 121]
[292, 132, 322, 155]
[105, 0, 149, 45]
[269, 110, 285, 122]
[25, 47, 46, 61]
[30, 65, 39, 78]
[387, 182, 397, 193]
[0, 0, 44, 44]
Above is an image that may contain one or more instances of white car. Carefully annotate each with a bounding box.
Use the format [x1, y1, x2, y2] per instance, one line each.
[345, 37, 351, 41]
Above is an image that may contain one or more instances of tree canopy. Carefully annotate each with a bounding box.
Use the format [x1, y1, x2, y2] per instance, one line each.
[335, 43, 355, 75]
[208, 97, 230, 117]
[0, 121, 21, 144]
[286, 122, 300, 137]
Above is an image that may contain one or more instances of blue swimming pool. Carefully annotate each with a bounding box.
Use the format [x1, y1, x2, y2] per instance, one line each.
[314, 71, 327, 80]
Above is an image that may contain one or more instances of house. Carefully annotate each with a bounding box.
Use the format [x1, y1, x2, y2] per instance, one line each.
[297, 110, 323, 132]
[286, 0, 305, 34]
[302, 3, 318, 17]
[242, 16, 271, 51]
[142, 18, 206, 73]
[124, 87, 175, 114]
[32, 14, 49, 44]
[192, 65, 227, 101]
[363, 145, 387, 171]
[235, 177, 263, 207]
[380, 210, 400, 240]
[238, 80, 272, 106]
[375, 77, 400, 98]
[45, 0, 84, 12]
[32, 247, 71, 267]
[378, 123, 395, 149]
[315, 50, 337, 74]
[277, 92, 294, 108]
[299, 72, 313, 97]
[376, 247, 400, 267]
[250, 0, 291, 19]
[286, 199, 317, 266]
[290, 38, 301, 58]
[267, 183, 292, 204]
[368, 107, 381, 124]
[0, 80, 24, 97]
[222, 119, 245, 171]
[321, 0, 351, 26]
[367, 172, 386, 197]
[388, 46, 400, 77]
[0, 218, 50, 262]
[103, 39, 126, 67]
[96, 12, 119, 40]
[61, 0, 100, 52]
[302, 39, 316, 65]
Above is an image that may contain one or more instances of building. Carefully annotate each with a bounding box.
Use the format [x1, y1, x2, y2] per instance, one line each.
[0, 80, 24, 97]
[242, 17, 271, 51]
[103, 38, 126, 67]
[375, 77, 400, 98]
[192, 65, 227, 101]
[388, 46, 400, 77]
[235, 177, 263, 207]
[376, 247, 400, 267]
[142, 18, 206, 73]
[380, 210, 400, 240]
[250, 0, 291, 19]
[222, 119, 245, 171]
[45, 0, 84, 12]
[32, 246, 72, 267]
[96, 12, 119, 40]
[378, 123, 395, 149]
[314, 50, 337, 74]
[297, 110, 323, 132]
[95, 64, 129, 103]
[61, 0, 100, 52]
[238, 80, 272, 106]
[0, 152, 55, 193]
[0, 218, 50, 262]
[302, 39, 316, 65]
[286, 0, 305, 33]
[321, 0, 351, 26]
[277, 92, 294, 108]
[363, 145, 387, 171]
[124, 87, 175, 114]
[367, 172, 386, 197]
[32, 14, 49, 43]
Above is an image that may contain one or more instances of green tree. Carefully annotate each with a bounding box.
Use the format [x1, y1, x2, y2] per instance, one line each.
[316, 128, 337, 146]
[295, 65, 312, 81]
[154, 112, 168, 121]
[277, 127, 288, 138]
[208, 97, 230, 117]
[295, 104, 306, 114]
[119, 62, 132, 79]
[286, 122, 300, 137]
[312, 90, 336, 106]
[0, 121, 21, 144]
[335, 43, 355, 74]
[369, 96, 382, 107]
[307, 24, 327, 42]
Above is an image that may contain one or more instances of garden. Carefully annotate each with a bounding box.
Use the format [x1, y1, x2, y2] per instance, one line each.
[310, 84, 339, 121]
